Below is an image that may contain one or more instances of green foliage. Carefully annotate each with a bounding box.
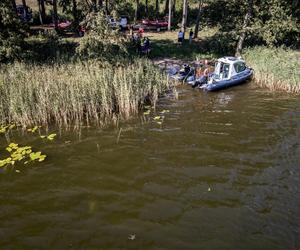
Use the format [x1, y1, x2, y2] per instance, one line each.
[77, 12, 129, 61]
[0, 0, 25, 62]
[252, 0, 300, 47]
[202, 0, 300, 48]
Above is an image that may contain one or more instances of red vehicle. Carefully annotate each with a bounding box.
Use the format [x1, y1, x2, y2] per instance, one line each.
[48, 20, 72, 30]
[142, 19, 168, 28]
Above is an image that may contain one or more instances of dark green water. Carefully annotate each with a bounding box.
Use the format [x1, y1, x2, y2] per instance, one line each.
[1, 83, 300, 250]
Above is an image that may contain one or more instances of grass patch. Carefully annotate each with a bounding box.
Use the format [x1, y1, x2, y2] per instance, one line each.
[244, 46, 300, 93]
[147, 27, 234, 60]
[0, 59, 171, 128]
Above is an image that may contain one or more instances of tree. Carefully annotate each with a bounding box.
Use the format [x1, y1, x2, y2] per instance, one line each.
[98, 0, 103, 9]
[72, 0, 79, 28]
[37, 0, 46, 24]
[134, 0, 139, 23]
[181, 0, 188, 32]
[168, 0, 172, 31]
[52, 0, 58, 30]
[0, 0, 25, 62]
[164, 0, 169, 14]
[11, 0, 17, 12]
[91, 0, 97, 12]
[194, 0, 203, 38]
[145, 0, 148, 17]
[235, 0, 253, 56]
[105, 0, 109, 14]
[172, 0, 176, 14]
[155, 0, 159, 18]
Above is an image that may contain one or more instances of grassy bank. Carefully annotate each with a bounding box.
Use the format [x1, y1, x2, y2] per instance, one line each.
[243, 47, 300, 93]
[148, 27, 226, 60]
[0, 59, 171, 128]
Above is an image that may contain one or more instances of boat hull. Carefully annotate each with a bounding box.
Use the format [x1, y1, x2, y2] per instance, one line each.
[202, 69, 253, 91]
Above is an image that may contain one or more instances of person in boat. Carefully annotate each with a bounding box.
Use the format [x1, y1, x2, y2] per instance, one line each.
[192, 61, 210, 88]
[192, 68, 209, 88]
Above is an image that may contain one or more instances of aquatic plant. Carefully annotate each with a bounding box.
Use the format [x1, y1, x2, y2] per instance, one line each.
[40, 133, 57, 141]
[0, 124, 16, 134]
[0, 59, 171, 128]
[0, 143, 46, 168]
[244, 46, 300, 93]
[27, 126, 40, 133]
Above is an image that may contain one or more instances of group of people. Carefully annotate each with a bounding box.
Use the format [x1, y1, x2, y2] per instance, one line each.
[178, 29, 194, 44]
[192, 60, 211, 88]
[131, 28, 151, 55]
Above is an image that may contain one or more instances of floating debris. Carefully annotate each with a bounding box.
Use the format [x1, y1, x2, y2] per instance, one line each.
[128, 234, 136, 240]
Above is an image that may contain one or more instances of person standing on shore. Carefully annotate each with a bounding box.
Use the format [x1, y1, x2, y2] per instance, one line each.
[189, 29, 194, 44]
[178, 30, 184, 44]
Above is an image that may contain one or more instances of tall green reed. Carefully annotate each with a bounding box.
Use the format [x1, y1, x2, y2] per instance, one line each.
[0, 59, 171, 128]
[244, 46, 300, 93]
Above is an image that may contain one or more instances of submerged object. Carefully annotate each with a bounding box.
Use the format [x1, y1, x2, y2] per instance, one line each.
[200, 57, 253, 91]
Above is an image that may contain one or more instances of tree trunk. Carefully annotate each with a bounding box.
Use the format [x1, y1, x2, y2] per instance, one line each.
[11, 0, 17, 12]
[168, 0, 172, 31]
[155, 0, 159, 18]
[235, 0, 253, 57]
[194, 0, 203, 38]
[72, 0, 79, 29]
[38, 0, 46, 24]
[105, 0, 109, 14]
[172, 0, 176, 14]
[145, 0, 148, 17]
[164, 0, 169, 14]
[91, 0, 97, 12]
[52, 0, 58, 30]
[134, 0, 139, 23]
[98, 0, 103, 9]
[181, 0, 188, 33]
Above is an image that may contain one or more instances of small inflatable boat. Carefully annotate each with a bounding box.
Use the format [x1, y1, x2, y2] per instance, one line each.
[200, 57, 253, 91]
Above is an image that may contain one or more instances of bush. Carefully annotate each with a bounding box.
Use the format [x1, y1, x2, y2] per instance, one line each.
[77, 12, 129, 61]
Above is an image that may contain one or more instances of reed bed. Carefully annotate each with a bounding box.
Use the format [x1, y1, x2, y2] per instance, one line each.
[244, 46, 300, 93]
[0, 59, 171, 128]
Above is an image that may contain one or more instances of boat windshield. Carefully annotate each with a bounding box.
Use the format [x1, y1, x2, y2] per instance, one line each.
[214, 62, 230, 80]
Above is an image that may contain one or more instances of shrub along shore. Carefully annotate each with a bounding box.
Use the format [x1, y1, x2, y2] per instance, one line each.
[0, 59, 171, 128]
[244, 47, 300, 93]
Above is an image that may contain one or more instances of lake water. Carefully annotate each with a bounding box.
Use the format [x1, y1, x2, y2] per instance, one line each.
[0, 83, 300, 249]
